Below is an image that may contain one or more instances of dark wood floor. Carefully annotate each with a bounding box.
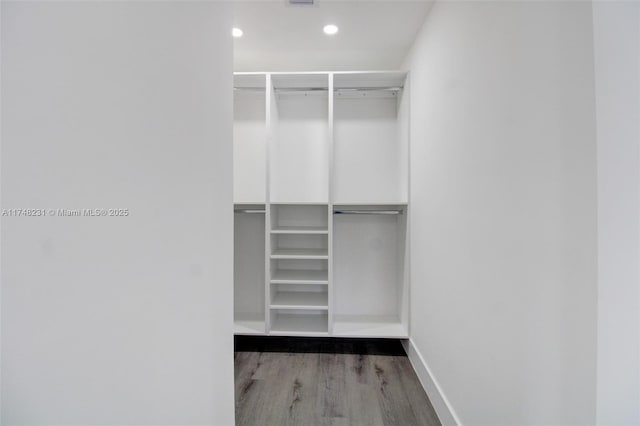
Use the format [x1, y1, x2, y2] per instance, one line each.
[234, 336, 441, 426]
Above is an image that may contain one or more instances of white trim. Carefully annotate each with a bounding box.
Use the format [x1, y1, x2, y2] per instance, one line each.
[403, 339, 462, 426]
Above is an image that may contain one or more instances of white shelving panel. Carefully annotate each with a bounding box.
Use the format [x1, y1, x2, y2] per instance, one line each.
[333, 315, 408, 338]
[333, 202, 409, 207]
[234, 74, 267, 204]
[271, 226, 328, 234]
[271, 291, 328, 310]
[271, 204, 329, 228]
[234, 207, 266, 335]
[333, 72, 409, 204]
[270, 74, 329, 204]
[233, 71, 409, 339]
[333, 205, 408, 336]
[270, 248, 329, 259]
[271, 269, 328, 284]
[234, 313, 267, 335]
[270, 310, 329, 335]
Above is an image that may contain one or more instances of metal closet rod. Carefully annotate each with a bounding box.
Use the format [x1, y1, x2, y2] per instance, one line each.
[234, 87, 403, 92]
[334, 209, 403, 215]
[234, 208, 402, 215]
[274, 87, 403, 93]
[234, 209, 265, 214]
[335, 87, 403, 92]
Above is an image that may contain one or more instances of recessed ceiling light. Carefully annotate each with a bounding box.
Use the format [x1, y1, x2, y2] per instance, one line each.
[323, 24, 339, 35]
[232, 27, 243, 38]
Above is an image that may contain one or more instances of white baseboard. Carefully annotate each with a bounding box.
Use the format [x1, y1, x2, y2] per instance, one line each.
[402, 339, 461, 426]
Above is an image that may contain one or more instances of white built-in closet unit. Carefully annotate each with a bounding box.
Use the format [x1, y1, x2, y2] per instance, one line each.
[234, 71, 409, 338]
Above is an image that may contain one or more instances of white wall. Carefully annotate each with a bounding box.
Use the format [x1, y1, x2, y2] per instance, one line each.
[592, 2, 640, 424]
[1, 2, 235, 424]
[404, 1, 598, 424]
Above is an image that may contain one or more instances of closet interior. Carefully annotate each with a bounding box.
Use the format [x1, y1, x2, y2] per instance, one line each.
[234, 71, 409, 338]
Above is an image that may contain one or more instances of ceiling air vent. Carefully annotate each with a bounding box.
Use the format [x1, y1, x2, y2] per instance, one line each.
[289, 0, 315, 5]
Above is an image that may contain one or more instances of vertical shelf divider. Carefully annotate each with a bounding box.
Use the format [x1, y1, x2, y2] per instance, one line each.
[400, 74, 411, 335]
[264, 73, 274, 334]
[328, 72, 335, 336]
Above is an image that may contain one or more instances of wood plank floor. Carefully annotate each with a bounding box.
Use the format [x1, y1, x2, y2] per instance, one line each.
[234, 337, 441, 426]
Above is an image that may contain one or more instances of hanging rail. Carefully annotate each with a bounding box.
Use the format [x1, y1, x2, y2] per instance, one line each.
[335, 87, 403, 93]
[234, 86, 403, 93]
[234, 209, 266, 214]
[275, 87, 328, 92]
[333, 209, 403, 215]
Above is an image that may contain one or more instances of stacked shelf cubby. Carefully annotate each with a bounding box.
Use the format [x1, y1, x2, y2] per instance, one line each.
[234, 71, 409, 338]
[269, 204, 330, 336]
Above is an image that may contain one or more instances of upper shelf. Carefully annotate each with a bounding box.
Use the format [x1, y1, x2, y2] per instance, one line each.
[271, 73, 329, 91]
[271, 269, 329, 284]
[233, 71, 408, 92]
[333, 71, 407, 90]
[271, 248, 328, 260]
[271, 226, 328, 235]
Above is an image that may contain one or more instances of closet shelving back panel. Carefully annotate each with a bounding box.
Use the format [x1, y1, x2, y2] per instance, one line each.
[234, 206, 266, 335]
[233, 71, 409, 338]
[331, 72, 409, 337]
[333, 204, 408, 337]
[333, 73, 409, 204]
[233, 73, 268, 335]
[234, 74, 267, 204]
[270, 74, 330, 204]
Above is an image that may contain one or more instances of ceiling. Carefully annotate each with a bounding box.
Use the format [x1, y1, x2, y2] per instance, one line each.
[233, 0, 434, 72]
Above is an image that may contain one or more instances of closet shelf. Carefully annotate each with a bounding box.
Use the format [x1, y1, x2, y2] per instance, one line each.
[271, 269, 328, 284]
[332, 202, 408, 207]
[271, 226, 328, 235]
[334, 209, 401, 215]
[269, 201, 329, 206]
[270, 312, 329, 336]
[271, 291, 328, 310]
[333, 315, 408, 338]
[270, 248, 328, 259]
[234, 314, 266, 335]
